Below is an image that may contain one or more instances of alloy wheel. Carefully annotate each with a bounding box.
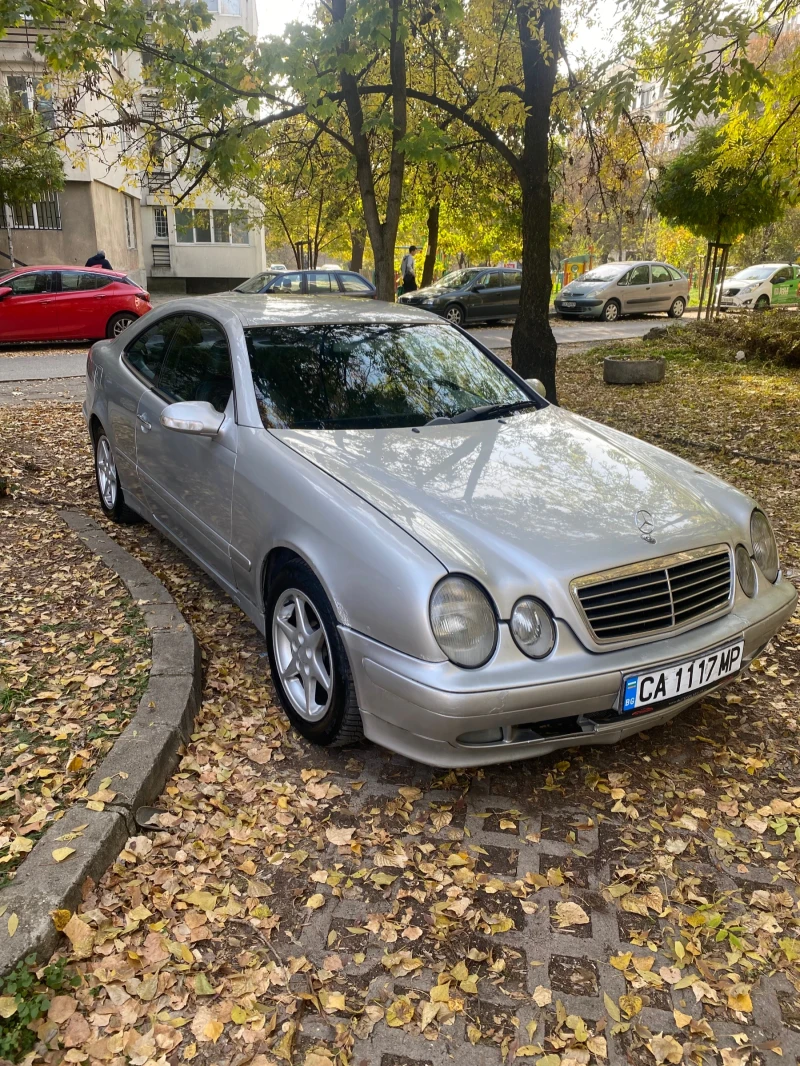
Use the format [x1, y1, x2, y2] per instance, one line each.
[603, 301, 619, 322]
[445, 306, 463, 325]
[272, 589, 333, 721]
[113, 315, 135, 336]
[96, 436, 118, 509]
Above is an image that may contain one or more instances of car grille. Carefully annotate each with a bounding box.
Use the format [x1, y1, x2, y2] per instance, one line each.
[571, 545, 732, 644]
[723, 287, 740, 296]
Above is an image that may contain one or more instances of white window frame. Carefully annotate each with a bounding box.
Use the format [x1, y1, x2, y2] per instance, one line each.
[124, 195, 137, 249]
[173, 207, 249, 246]
[153, 206, 168, 239]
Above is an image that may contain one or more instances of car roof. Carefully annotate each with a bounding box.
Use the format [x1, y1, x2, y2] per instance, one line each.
[1, 265, 130, 277]
[156, 294, 437, 328]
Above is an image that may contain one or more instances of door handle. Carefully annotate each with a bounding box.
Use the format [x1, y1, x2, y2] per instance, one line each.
[137, 413, 152, 432]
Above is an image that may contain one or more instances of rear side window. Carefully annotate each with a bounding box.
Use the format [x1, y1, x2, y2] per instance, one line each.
[158, 314, 233, 414]
[307, 271, 334, 293]
[505, 271, 522, 286]
[339, 273, 373, 293]
[9, 271, 53, 295]
[651, 265, 672, 283]
[485, 271, 505, 289]
[61, 271, 113, 291]
[125, 315, 183, 384]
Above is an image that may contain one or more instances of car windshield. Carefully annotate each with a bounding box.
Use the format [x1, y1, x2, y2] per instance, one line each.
[246, 323, 530, 430]
[731, 266, 776, 281]
[432, 269, 481, 290]
[578, 266, 623, 283]
[235, 272, 278, 293]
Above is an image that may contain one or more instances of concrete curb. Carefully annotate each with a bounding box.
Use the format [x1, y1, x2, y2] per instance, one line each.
[0, 511, 200, 975]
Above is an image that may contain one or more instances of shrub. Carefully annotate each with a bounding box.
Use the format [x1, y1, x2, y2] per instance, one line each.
[642, 312, 800, 367]
[0, 955, 79, 1062]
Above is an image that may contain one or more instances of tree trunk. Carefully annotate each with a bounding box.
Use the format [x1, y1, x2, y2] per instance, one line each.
[510, 0, 560, 402]
[421, 201, 439, 287]
[349, 225, 365, 273]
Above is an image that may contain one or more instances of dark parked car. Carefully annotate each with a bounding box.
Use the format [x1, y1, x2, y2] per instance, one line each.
[398, 266, 522, 325]
[233, 269, 376, 298]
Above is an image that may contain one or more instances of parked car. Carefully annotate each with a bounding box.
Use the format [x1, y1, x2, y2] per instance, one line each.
[233, 268, 376, 298]
[84, 295, 796, 767]
[0, 265, 151, 342]
[269, 263, 287, 272]
[398, 266, 521, 325]
[718, 263, 800, 309]
[554, 261, 689, 321]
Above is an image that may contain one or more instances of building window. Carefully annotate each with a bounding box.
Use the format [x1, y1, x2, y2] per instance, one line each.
[3, 191, 61, 230]
[7, 74, 55, 128]
[206, 0, 241, 12]
[154, 206, 168, 238]
[172, 207, 249, 244]
[124, 196, 137, 249]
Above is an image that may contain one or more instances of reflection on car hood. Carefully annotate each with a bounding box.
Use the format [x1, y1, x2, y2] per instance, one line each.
[275, 406, 741, 597]
[561, 280, 609, 293]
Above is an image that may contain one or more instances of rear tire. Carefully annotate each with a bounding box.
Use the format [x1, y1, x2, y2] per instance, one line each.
[93, 430, 141, 523]
[106, 312, 137, 339]
[668, 297, 686, 318]
[601, 300, 621, 322]
[266, 561, 363, 747]
[444, 304, 465, 326]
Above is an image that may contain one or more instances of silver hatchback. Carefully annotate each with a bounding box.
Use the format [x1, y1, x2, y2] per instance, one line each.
[84, 295, 795, 767]
[554, 261, 690, 321]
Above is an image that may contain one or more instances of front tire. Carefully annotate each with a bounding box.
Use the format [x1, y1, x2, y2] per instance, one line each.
[668, 296, 686, 318]
[601, 299, 621, 322]
[106, 312, 137, 339]
[266, 561, 362, 747]
[444, 304, 465, 326]
[94, 431, 141, 523]
[754, 295, 770, 310]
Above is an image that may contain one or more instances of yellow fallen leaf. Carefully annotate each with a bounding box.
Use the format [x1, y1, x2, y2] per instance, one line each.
[604, 992, 620, 1022]
[386, 996, 414, 1027]
[203, 1019, 224, 1043]
[673, 1009, 692, 1028]
[51, 909, 71, 932]
[52, 847, 76, 863]
[7, 913, 18, 938]
[610, 952, 632, 970]
[533, 984, 552, 1006]
[727, 989, 753, 1013]
[554, 901, 590, 927]
[648, 1034, 684, 1064]
[325, 826, 355, 846]
[62, 914, 94, 958]
[83, 673, 105, 688]
[619, 993, 643, 1018]
[306, 893, 325, 910]
[0, 996, 17, 1018]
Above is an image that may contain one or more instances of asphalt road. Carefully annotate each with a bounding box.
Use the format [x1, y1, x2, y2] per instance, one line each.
[0, 315, 688, 384]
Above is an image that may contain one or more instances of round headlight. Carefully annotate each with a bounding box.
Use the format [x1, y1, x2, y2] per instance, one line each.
[750, 509, 779, 583]
[510, 597, 556, 659]
[735, 544, 756, 597]
[430, 576, 497, 668]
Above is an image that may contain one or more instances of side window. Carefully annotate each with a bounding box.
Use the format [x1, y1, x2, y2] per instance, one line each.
[270, 272, 304, 293]
[772, 267, 792, 283]
[473, 272, 491, 289]
[506, 271, 522, 286]
[628, 265, 650, 285]
[651, 265, 672, 283]
[61, 271, 112, 291]
[485, 271, 505, 289]
[667, 266, 684, 281]
[307, 271, 333, 294]
[339, 273, 373, 293]
[9, 271, 52, 295]
[158, 315, 233, 414]
[125, 315, 183, 384]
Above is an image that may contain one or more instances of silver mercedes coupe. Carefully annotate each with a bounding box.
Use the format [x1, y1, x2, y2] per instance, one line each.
[83, 296, 797, 766]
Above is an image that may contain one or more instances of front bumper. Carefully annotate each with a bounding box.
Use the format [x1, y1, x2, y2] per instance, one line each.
[554, 298, 604, 317]
[340, 576, 797, 767]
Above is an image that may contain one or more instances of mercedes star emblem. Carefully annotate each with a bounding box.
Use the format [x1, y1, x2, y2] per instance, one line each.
[635, 509, 656, 543]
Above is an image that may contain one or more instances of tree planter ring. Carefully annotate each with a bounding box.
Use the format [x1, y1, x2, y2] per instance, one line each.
[603, 355, 666, 385]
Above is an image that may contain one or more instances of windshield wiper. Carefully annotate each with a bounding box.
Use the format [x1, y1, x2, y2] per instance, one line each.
[426, 399, 539, 426]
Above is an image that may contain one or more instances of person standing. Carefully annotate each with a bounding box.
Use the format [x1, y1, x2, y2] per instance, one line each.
[399, 246, 418, 293]
[85, 250, 113, 269]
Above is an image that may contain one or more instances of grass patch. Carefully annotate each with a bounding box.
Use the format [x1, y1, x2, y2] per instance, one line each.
[627, 310, 800, 368]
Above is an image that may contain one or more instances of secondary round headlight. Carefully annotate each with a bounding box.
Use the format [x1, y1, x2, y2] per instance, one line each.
[510, 597, 556, 658]
[735, 544, 756, 597]
[430, 576, 497, 668]
[751, 509, 779, 583]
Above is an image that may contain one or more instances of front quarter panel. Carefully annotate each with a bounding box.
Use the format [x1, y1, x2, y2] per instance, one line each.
[231, 427, 449, 661]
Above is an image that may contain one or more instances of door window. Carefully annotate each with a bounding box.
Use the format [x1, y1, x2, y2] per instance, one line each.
[626, 265, 650, 285]
[339, 273, 373, 293]
[269, 272, 304, 293]
[650, 265, 672, 283]
[158, 315, 233, 414]
[307, 272, 333, 293]
[505, 271, 522, 286]
[771, 266, 792, 283]
[125, 315, 183, 384]
[472, 272, 492, 289]
[485, 271, 505, 288]
[8, 271, 53, 295]
[60, 271, 113, 291]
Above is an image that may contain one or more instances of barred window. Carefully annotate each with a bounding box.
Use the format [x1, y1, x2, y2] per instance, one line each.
[3, 192, 61, 230]
[154, 206, 168, 238]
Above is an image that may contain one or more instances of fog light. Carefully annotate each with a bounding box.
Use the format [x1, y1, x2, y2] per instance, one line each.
[458, 727, 504, 745]
[735, 544, 756, 597]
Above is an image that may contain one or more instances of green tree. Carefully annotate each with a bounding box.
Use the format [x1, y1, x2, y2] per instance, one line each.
[0, 94, 63, 267]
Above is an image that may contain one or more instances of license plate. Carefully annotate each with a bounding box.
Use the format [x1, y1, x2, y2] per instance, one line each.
[622, 640, 744, 712]
[721, 298, 734, 305]
[562, 301, 576, 308]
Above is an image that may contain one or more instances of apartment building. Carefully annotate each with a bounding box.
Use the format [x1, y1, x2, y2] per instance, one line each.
[0, 26, 147, 285]
[1, 0, 266, 292]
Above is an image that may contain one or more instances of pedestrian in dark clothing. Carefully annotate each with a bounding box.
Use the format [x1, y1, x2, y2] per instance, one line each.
[85, 250, 113, 269]
[400, 245, 418, 293]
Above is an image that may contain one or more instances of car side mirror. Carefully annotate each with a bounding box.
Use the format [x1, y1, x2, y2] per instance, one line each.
[160, 400, 224, 436]
[472, 284, 484, 291]
[526, 378, 547, 398]
[0, 286, 12, 300]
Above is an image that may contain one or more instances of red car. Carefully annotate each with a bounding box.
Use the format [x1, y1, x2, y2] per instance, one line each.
[0, 265, 151, 342]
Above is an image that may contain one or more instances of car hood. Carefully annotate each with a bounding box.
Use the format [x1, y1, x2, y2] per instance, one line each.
[274, 406, 747, 617]
[560, 280, 611, 293]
